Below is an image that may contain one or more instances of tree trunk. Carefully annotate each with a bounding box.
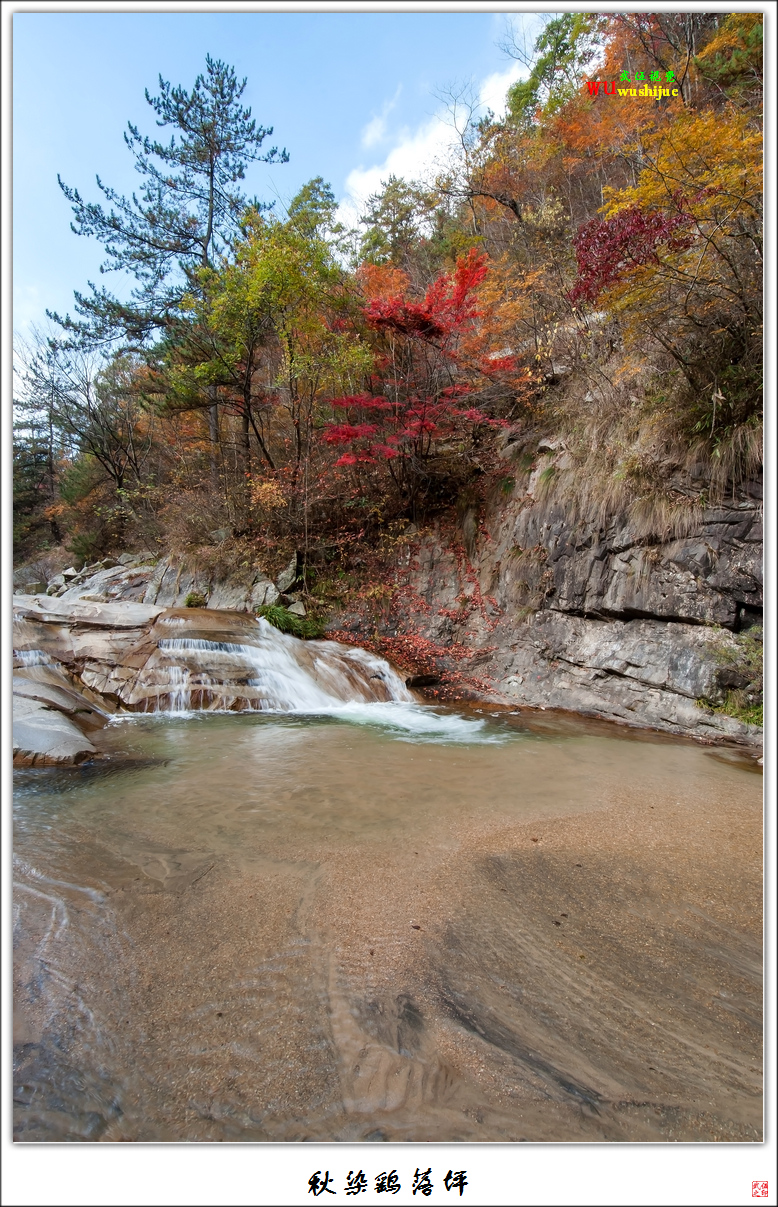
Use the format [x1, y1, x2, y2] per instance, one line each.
[242, 401, 252, 475]
[208, 386, 219, 484]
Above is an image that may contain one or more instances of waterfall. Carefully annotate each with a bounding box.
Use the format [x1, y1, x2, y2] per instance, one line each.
[141, 617, 414, 715]
[13, 607, 494, 744]
[15, 650, 54, 668]
[161, 665, 195, 714]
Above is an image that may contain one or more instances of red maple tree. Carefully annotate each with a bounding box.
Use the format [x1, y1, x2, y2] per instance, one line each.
[323, 250, 517, 514]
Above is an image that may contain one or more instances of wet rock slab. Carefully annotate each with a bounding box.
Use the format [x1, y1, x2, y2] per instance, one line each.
[13, 696, 96, 766]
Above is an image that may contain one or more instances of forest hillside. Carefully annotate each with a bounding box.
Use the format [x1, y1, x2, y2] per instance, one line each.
[13, 14, 763, 735]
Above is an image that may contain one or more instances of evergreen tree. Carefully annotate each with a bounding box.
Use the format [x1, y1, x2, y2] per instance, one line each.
[51, 55, 288, 349]
[358, 176, 432, 268]
[13, 416, 58, 556]
[287, 176, 340, 238]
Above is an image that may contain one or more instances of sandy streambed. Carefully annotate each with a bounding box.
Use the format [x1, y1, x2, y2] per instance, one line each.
[13, 708, 762, 1142]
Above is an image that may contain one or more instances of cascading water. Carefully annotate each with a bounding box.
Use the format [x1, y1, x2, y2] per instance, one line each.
[161, 665, 194, 714]
[144, 616, 415, 716]
[12, 603, 493, 744]
[15, 649, 54, 668]
[143, 619, 501, 741]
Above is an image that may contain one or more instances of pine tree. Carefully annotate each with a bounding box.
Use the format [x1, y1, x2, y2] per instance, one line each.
[51, 55, 288, 350]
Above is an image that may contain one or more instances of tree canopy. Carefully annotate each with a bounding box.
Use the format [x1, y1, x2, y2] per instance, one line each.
[16, 25, 762, 579]
[51, 55, 288, 348]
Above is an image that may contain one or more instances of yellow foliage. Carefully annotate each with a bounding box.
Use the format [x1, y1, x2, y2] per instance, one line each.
[604, 107, 762, 217]
[695, 14, 762, 69]
[357, 263, 411, 301]
[249, 478, 286, 510]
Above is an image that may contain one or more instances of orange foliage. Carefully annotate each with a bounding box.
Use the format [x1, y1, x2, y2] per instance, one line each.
[357, 263, 411, 302]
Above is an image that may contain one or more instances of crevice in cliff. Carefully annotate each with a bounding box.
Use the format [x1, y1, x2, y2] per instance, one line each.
[547, 606, 713, 628]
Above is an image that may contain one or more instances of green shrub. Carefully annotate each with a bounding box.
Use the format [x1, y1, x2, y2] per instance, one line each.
[702, 626, 763, 726]
[68, 532, 103, 566]
[184, 591, 207, 608]
[256, 603, 324, 639]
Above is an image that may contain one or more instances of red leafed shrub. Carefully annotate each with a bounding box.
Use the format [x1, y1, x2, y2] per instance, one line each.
[568, 200, 696, 305]
[323, 250, 516, 501]
[363, 248, 489, 341]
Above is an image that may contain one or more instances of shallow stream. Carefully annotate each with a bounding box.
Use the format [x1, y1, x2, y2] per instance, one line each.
[13, 701, 762, 1142]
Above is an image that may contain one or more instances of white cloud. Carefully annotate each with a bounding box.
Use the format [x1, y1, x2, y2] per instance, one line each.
[360, 85, 403, 150]
[478, 61, 525, 119]
[339, 59, 527, 228]
[361, 113, 388, 149]
[341, 115, 453, 227]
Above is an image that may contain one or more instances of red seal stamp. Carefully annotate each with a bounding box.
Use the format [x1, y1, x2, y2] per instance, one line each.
[752, 1183, 768, 1199]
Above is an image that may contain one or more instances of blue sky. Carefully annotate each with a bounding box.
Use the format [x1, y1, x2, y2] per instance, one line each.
[13, 10, 540, 338]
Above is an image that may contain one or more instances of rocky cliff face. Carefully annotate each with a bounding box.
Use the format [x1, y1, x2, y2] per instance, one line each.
[13, 448, 762, 753]
[371, 445, 762, 745]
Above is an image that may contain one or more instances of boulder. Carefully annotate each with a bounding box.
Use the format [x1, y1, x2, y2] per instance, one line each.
[275, 556, 299, 593]
[13, 696, 96, 765]
[249, 578, 279, 610]
[205, 581, 250, 610]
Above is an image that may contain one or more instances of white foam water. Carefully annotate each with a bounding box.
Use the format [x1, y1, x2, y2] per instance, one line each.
[309, 701, 506, 743]
[152, 619, 493, 742]
[154, 618, 412, 712]
[15, 649, 53, 667]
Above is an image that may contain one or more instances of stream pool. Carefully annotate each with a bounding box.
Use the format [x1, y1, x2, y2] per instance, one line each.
[13, 704, 763, 1142]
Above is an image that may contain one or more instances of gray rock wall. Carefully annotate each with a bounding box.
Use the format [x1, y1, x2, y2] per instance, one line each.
[14, 467, 762, 748]
[37, 553, 281, 612]
[378, 467, 762, 745]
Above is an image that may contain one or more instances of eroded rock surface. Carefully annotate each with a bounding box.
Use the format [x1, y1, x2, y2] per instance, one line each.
[11, 650, 110, 766]
[13, 462, 762, 751]
[346, 469, 763, 746]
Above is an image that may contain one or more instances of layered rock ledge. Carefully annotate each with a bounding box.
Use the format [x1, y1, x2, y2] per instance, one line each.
[13, 463, 763, 762]
[343, 463, 762, 748]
